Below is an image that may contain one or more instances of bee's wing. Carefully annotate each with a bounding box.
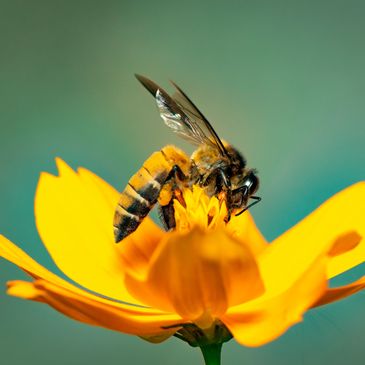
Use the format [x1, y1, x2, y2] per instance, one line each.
[135, 74, 227, 155]
[169, 81, 228, 157]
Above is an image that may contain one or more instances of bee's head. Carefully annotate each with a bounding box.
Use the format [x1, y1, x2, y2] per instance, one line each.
[231, 169, 259, 209]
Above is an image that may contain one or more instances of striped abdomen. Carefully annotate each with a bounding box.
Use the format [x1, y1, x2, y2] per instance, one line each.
[113, 145, 190, 243]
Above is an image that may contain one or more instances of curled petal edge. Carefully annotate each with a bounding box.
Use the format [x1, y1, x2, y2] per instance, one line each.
[0, 235, 181, 336]
[7, 279, 179, 336]
[313, 275, 365, 308]
[221, 255, 328, 347]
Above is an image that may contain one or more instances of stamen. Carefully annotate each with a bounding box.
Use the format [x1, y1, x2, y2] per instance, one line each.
[173, 186, 228, 232]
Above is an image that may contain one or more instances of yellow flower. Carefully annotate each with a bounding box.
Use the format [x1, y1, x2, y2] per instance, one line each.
[1, 158, 365, 350]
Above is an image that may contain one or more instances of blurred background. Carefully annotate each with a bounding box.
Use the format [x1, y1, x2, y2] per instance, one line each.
[1, 0, 365, 364]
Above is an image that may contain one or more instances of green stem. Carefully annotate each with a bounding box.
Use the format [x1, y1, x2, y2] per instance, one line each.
[199, 343, 222, 365]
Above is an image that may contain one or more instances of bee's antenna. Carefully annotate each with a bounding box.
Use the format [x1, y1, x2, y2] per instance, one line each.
[235, 196, 262, 216]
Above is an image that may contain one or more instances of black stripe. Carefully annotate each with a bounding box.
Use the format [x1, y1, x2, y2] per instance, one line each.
[114, 214, 140, 243]
[120, 200, 150, 218]
[143, 164, 168, 185]
[136, 182, 160, 203]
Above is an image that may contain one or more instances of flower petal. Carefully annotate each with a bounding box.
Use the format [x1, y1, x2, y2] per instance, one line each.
[268, 182, 365, 281]
[7, 279, 179, 336]
[0, 234, 73, 289]
[1, 235, 181, 335]
[122, 227, 264, 326]
[35, 159, 163, 304]
[327, 230, 365, 279]
[227, 212, 268, 256]
[222, 255, 327, 347]
[221, 183, 365, 346]
[313, 275, 365, 307]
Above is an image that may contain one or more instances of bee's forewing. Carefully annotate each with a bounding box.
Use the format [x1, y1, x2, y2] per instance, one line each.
[135, 74, 224, 152]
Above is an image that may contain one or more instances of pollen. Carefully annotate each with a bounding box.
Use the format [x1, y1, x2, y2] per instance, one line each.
[173, 186, 228, 233]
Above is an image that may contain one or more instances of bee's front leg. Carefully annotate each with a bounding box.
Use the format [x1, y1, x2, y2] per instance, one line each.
[216, 169, 231, 193]
[204, 168, 233, 221]
[203, 168, 231, 192]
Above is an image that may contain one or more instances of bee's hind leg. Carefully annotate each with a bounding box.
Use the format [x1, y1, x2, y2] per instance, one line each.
[158, 202, 176, 231]
[165, 164, 188, 206]
[165, 164, 187, 183]
[158, 165, 187, 231]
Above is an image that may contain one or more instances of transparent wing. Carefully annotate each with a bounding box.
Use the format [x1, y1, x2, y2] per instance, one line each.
[170, 80, 227, 156]
[156, 89, 214, 146]
[135, 74, 227, 155]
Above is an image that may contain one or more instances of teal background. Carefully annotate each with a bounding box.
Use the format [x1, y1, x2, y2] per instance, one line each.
[1, 0, 365, 364]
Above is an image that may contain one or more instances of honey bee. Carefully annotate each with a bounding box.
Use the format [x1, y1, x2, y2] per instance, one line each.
[113, 75, 261, 243]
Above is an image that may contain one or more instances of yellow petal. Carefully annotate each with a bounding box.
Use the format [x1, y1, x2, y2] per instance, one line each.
[227, 212, 268, 256]
[117, 216, 165, 282]
[221, 183, 365, 346]
[268, 182, 365, 281]
[35, 158, 162, 304]
[313, 275, 365, 307]
[1, 235, 181, 335]
[0, 234, 74, 289]
[7, 280, 180, 336]
[327, 231, 365, 279]
[122, 227, 264, 326]
[222, 255, 327, 347]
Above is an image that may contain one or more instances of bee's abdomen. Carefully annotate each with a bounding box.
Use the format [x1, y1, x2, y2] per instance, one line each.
[113, 150, 172, 243]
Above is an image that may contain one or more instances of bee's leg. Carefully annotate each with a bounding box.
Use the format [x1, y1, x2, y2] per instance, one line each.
[203, 168, 230, 192]
[231, 185, 248, 203]
[230, 185, 248, 218]
[158, 186, 183, 231]
[158, 201, 176, 231]
[165, 164, 188, 207]
[165, 164, 187, 183]
[216, 169, 232, 217]
[157, 165, 187, 231]
[204, 168, 233, 221]
[216, 169, 231, 193]
[203, 169, 231, 199]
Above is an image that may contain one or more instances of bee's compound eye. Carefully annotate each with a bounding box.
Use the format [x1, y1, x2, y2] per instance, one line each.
[243, 171, 259, 196]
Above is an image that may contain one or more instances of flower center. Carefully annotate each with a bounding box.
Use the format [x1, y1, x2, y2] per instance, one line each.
[173, 186, 228, 233]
